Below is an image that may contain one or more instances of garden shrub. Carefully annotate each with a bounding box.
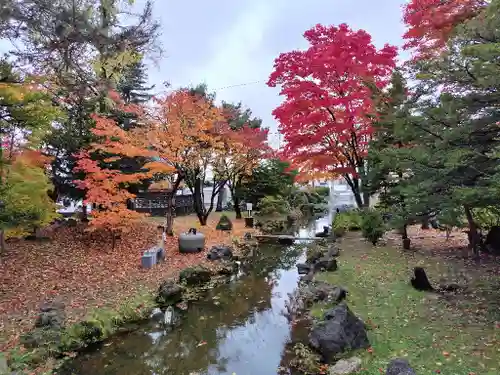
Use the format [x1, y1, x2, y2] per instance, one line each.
[332, 210, 362, 235]
[312, 186, 330, 197]
[216, 214, 233, 231]
[360, 209, 386, 245]
[257, 195, 290, 217]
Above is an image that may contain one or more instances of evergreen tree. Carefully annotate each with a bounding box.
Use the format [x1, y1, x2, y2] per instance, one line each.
[117, 59, 154, 105]
[374, 0, 500, 252]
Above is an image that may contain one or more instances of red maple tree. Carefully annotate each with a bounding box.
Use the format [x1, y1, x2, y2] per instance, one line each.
[267, 23, 397, 208]
[402, 0, 487, 59]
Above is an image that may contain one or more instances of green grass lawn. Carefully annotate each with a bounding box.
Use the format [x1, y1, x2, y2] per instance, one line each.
[311, 234, 500, 375]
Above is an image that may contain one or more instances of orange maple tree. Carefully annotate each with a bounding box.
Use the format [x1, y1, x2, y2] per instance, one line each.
[402, 0, 487, 59]
[146, 89, 226, 229]
[74, 107, 161, 246]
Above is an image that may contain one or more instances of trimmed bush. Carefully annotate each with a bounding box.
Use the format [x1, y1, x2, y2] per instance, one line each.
[333, 210, 362, 235]
[360, 209, 386, 245]
[216, 214, 233, 231]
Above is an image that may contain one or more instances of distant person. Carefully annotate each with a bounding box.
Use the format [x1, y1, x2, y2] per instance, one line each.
[336, 208, 340, 213]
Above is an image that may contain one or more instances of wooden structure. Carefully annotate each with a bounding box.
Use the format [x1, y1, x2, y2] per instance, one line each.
[132, 183, 195, 217]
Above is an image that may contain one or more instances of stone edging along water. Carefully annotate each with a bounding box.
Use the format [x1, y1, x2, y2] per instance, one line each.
[3, 238, 262, 373]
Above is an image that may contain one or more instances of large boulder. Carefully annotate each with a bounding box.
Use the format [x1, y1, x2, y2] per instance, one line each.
[156, 281, 184, 306]
[35, 298, 66, 329]
[179, 266, 211, 286]
[309, 302, 369, 363]
[297, 263, 313, 275]
[207, 245, 233, 261]
[386, 359, 416, 375]
[326, 246, 340, 258]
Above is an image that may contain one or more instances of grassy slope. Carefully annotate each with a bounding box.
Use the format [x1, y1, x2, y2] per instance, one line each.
[311, 234, 500, 375]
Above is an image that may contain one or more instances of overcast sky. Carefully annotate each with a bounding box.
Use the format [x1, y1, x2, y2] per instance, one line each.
[150, 0, 408, 148]
[1, 0, 408, 148]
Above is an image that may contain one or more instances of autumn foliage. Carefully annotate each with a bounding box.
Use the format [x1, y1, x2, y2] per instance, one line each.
[267, 24, 397, 205]
[75, 88, 270, 234]
[217, 124, 271, 217]
[402, 0, 487, 59]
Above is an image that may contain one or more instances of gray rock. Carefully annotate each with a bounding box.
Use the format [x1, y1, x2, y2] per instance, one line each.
[35, 298, 65, 329]
[156, 281, 184, 306]
[309, 302, 369, 363]
[207, 245, 234, 261]
[297, 263, 312, 275]
[179, 266, 211, 286]
[386, 359, 416, 375]
[314, 257, 338, 272]
[327, 246, 340, 257]
[329, 357, 362, 374]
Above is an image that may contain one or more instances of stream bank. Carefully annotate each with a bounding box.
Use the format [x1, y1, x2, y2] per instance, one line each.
[55, 217, 333, 375]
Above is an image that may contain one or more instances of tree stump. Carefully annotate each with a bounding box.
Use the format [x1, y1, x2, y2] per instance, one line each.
[410, 267, 434, 291]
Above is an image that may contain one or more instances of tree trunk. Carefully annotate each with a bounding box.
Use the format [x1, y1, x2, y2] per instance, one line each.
[0, 229, 5, 256]
[421, 216, 430, 229]
[165, 194, 175, 236]
[81, 204, 89, 222]
[215, 182, 226, 212]
[193, 177, 206, 226]
[402, 224, 408, 240]
[165, 176, 183, 236]
[234, 195, 242, 219]
[464, 205, 481, 256]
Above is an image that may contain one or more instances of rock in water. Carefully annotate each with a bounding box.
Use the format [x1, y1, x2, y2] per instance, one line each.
[179, 266, 211, 286]
[386, 358, 416, 375]
[297, 263, 312, 275]
[329, 357, 362, 374]
[207, 245, 234, 261]
[156, 281, 184, 306]
[309, 302, 369, 363]
[410, 267, 434, 291]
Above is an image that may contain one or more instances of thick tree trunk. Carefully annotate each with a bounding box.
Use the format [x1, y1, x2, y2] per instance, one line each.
[464, 205, 481, 256]
[421, 216, 430, 229]
[0, 229, 5, 256]
[193, 177, 207, 226]
[234, 196, 242, 219]
[215, 182, 226, 212]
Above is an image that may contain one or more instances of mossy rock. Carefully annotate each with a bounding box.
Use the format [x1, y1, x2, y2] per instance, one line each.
[179, 266, 212, 286]
[20, 327, 63, 350]
[216, 215, 233, 231]
[306, 246, 327, 264]
[156, 281, 185, 307]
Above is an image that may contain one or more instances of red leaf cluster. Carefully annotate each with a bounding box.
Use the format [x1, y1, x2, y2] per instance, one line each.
[268, 23, 397, 179]
[402, 0, 487, 59]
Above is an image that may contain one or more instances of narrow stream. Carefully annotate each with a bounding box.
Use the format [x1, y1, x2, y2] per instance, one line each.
[60, 215, 331, 375]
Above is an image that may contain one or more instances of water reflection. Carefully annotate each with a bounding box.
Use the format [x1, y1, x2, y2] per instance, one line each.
[60, 222, 323, 375]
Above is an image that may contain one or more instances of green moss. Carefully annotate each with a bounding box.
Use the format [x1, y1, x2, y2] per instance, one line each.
[10, 289, 156, 373]
[312, 235, 500, 375]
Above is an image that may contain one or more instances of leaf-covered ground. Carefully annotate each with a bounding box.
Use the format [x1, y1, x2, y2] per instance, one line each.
[0, 212, 253, 351]
[312, 230, 500, 375]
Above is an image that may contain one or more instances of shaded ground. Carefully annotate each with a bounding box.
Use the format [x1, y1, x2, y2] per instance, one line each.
[312, 232, 500, 375]
[0, 212, 252, 351]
